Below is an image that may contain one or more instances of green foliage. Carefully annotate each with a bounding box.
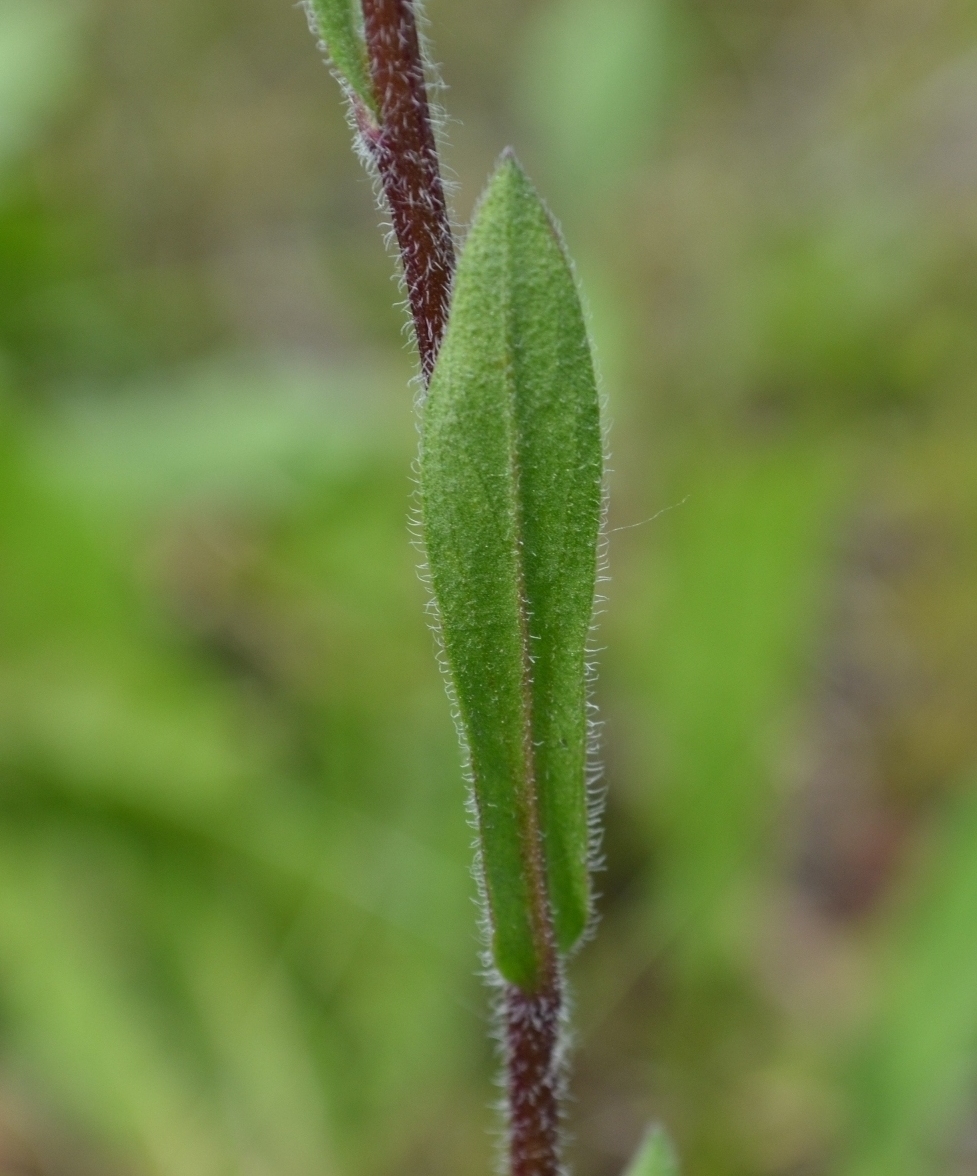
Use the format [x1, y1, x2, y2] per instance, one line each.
[306, 0, 375, 114]
[843, 778, 977, 1176]
[633, 443, 845, 968]
[623, 1125, 680, 1176]
[0, 0, 78, 179]
[518, 0, 683, 189]
[421, 155, 602, 988]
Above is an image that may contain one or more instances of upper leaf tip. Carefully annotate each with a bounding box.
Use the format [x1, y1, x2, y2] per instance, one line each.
[496, 145, 525, 176]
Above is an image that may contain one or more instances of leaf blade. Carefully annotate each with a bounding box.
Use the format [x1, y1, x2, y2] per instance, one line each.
[623, 1126, 680, 1176]
[421, 154, 602, 985]
[306, 0, 375, 114]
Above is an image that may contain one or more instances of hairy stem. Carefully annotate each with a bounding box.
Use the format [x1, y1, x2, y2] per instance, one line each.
[505, 974, 563, 1176]
[360, 0, 455, 381]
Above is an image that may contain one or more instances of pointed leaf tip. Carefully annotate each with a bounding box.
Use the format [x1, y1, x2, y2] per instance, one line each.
[623, 1126, 680, 1176]
[306, 0, 375, 113]
[421, 158, 602, 986]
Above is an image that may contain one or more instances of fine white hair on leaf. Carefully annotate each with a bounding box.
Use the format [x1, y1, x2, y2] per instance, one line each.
[412, 497, 495, 971]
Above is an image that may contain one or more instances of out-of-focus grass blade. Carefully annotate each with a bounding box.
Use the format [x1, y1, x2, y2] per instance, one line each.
[631, 443, 845, 972]
[0, 0, 79, 177]
[517, 0, 683, 190]
[35, 359, 400, 514]
[623, 1124, 680, 1176]
[421, 154, 602, 987]
[842, 777, 977, 1176]
[0, 840, 225, 1174]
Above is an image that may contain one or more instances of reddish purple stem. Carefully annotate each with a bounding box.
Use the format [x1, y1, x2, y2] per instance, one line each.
[505, 977, 564, 1176]
[360, 0, 455, 382]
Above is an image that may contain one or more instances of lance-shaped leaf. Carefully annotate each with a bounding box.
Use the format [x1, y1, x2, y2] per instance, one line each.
[306, 0, 375, 114]
[623, 1126, 680, 1176]
[421, 153, 602, 989]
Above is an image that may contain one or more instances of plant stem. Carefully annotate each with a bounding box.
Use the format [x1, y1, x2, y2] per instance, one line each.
[359, 0, 455, 381]
[505, 975, 563, 1176]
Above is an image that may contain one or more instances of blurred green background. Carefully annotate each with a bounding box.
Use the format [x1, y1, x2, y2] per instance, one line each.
[2, 0, 977, 1173]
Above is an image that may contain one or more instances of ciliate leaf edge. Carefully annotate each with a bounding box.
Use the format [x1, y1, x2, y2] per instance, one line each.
[420, 153, 603, 988]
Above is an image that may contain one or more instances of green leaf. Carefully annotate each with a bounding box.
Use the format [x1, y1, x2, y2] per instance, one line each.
[623, 1125, 680, 1176]
[420, 153, 602, 988]
[305, 0, 375, 114]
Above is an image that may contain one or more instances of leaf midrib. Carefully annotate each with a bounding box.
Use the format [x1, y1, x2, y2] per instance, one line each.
[503, 210, 554, 981]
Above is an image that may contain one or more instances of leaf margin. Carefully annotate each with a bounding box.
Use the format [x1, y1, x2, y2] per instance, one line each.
[419, 151, 603, 987]
[304, 0, 376, 115]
